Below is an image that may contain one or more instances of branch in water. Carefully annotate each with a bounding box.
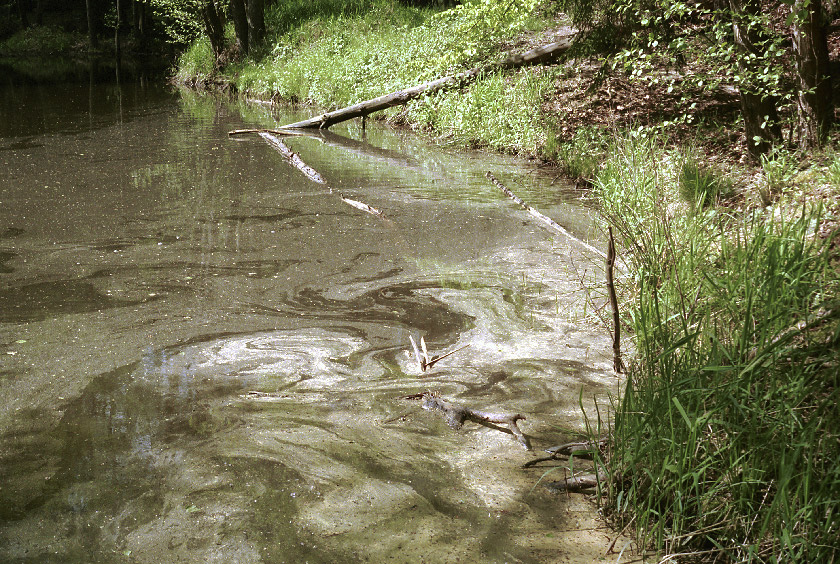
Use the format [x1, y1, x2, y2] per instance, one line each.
[258, 132, 327, 185]
[416, 393, 530, 449]
[485, 171, 607, 260]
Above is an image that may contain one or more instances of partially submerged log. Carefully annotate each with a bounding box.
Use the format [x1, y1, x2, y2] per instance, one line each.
[258, 132, 327, 184]
[411, 392, 530, 449]
[486, 171, 607, 260]
[276, 34, 575, 130]
[340, 195, 384, 217]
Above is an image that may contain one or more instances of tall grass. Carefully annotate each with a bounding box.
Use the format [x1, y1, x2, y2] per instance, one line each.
[591, 129, 840, 562]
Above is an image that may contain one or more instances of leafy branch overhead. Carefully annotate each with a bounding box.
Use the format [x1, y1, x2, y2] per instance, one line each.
[562, 0, 833, 154]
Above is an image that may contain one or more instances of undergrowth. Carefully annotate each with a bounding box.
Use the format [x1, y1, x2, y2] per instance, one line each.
[587, 128, 840, 562]
[226, 0, 555, 153]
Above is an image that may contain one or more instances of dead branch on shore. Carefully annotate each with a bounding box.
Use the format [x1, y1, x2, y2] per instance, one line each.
[524, 438, 610, 493]
[544, 471, 608, 493]
[606, 227, 625, 373]
[274, 35, 575, 130]
[258, 132, 327, 184]
[485, 171, 608, 260]
[410, 392, 530, 449]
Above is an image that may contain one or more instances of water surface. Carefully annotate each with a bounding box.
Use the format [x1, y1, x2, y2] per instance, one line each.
[0, 70, 617, 563]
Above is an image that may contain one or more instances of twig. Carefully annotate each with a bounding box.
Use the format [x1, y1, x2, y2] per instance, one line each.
[523, 438, 606, 468]
[485, 171, 607, 260]
[408, 336, 469, 372]
[606, 226, 625, 373]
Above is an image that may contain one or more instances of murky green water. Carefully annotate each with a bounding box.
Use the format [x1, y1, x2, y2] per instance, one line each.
[0, 65, 617, 563]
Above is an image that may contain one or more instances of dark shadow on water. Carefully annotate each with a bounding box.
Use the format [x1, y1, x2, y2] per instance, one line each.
[0, 279, 153, 323]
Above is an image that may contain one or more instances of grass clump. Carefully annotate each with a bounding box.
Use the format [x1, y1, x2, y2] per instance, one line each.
[590, 129, 840, 562]
[543, 126, 609, 182]
[0, 25, 83, 55]
[174, 36, 216, 85]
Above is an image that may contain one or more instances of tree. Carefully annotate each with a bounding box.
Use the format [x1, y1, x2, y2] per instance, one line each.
[791, 0, 833, 148]
[230, 0, 248, 53]
[728, 0, 782, 157]
[559, 0, 834, 157]
[245, 0, 263, 47]
[229, 0, 265, 55]
[199, 0, 225, 59]
[86, 0, 98, 49]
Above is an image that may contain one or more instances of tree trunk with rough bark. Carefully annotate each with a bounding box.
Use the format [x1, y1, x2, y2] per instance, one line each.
[792, 0, 833, 148]
[247, 0, 265, 48]
[729, 0, 782, 158]
[201, 0, 226, 60]
[230, 0, 249, 54]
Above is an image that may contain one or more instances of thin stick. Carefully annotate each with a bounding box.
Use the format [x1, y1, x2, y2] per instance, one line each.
[607, 226, 625, 373]
[485, 171, 608, 260]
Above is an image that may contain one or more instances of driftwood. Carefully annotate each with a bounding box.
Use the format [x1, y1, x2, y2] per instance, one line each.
[229, 127, 307, 137]
[258, 132, 327, 184]
[544, 471, 608, 493]
[275, 35, 575, 130]
[411, 393, 530, 449]
[485, 171, 607, 259]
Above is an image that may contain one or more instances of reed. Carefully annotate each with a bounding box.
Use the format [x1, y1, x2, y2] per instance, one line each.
[591, 129, 840, 562]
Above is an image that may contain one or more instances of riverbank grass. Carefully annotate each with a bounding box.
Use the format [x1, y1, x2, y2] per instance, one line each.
[588, 129, 839, 562]
[220, 0, 556, 153]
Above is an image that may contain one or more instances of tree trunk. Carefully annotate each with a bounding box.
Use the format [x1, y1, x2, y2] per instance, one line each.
[115, 0, 121, 61]
[247, 0, 265, 48]
[230, 0, 249, 54]
[729, 0, 782, 158]
[86, 0, 97, 49]
[792, 0, 833, 148]
[16, 0, 29, 28]
[200, 0, 226, 60]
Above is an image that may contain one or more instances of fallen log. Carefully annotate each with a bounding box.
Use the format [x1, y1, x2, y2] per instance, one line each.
[485, 171, 607, 260]
[276, 34, 575, 130]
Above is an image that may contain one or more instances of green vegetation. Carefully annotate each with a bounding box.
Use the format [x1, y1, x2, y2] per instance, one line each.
[0, 25, 84, 55]
[582, 128, 839, 561]
[171, 0, 555, 153]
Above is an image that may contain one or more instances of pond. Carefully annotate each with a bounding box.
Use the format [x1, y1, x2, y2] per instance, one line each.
[0, 65, 619, 563]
